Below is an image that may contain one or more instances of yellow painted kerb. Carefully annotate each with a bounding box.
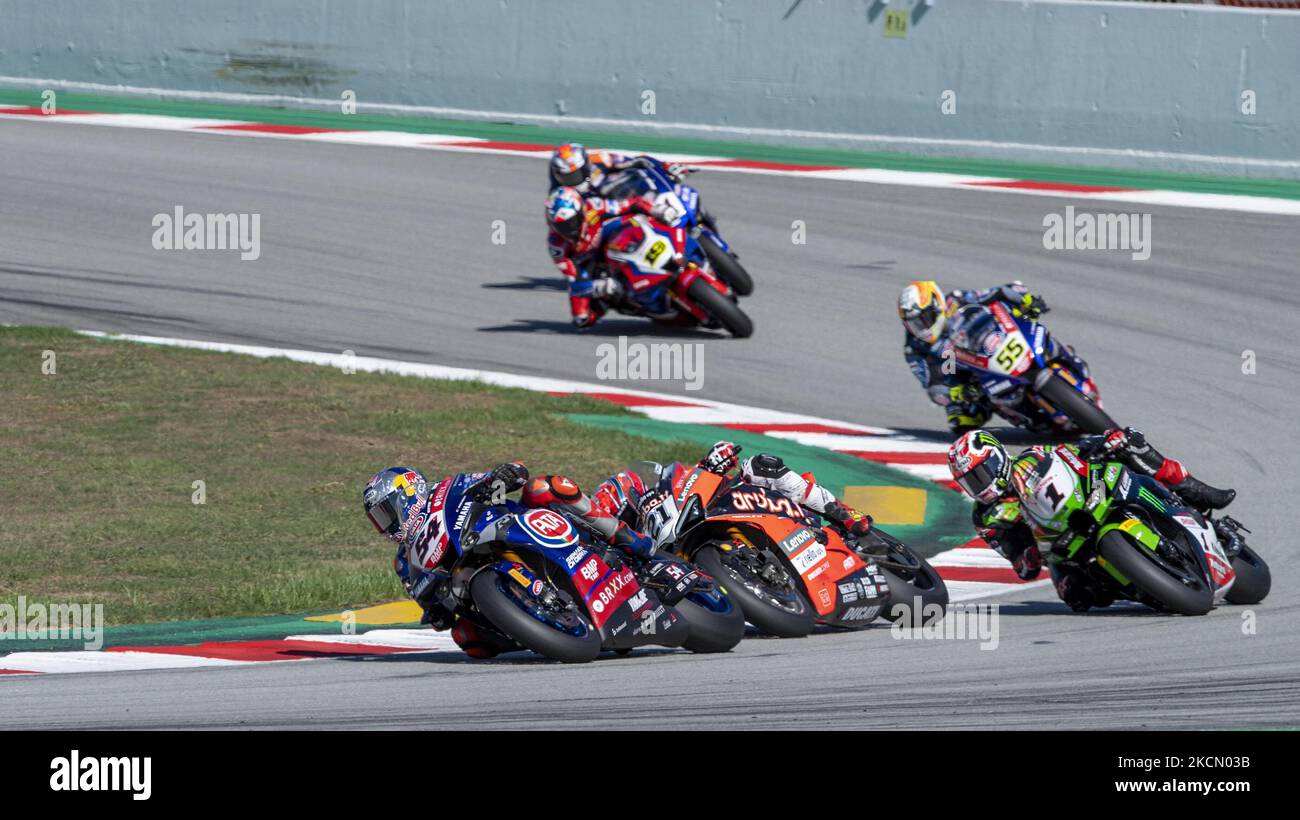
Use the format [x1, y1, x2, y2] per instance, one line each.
[842, 486, 927, 526]
[305, 600, 423, 625]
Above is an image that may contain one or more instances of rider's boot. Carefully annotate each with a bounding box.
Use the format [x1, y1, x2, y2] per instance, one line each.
[1169, 475, 1236, 512]
[823, 499, 873, 539]
[1125, 429, 1235, 511]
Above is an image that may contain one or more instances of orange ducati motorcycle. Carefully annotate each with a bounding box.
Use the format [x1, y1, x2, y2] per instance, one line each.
[642, 464, 949, 637]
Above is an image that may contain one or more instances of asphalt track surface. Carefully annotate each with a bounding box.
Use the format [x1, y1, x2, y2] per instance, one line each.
[1, 118, 1298, 729]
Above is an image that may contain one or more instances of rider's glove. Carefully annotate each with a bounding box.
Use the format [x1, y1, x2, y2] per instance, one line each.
[665, 162, 692, 183]
[1018, 293, 1048, 319]
[948, 383, 981, 404]
[1096, 428, 1129, 456]
[489, 461, 529, 492]
[650, 197, 684, 226]
[702, 441, 741, 475]
[471, 462, 529, 501]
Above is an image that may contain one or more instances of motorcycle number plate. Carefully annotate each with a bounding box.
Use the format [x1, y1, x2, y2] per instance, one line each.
[607, 217, 676, 272]
[988, 329, 1032, 376]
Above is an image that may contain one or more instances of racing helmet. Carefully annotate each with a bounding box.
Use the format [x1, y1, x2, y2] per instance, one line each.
[363, 467, 429, 541]
[898, 280, 948, 344]
[550, 142, 591, 188]
[545, 186, 585, 242]
[948, 430, 1010, 504]
[594, 469, 649, 528]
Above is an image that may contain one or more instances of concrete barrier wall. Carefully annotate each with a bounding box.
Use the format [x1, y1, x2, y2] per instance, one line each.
[1, 0, 1296, 176]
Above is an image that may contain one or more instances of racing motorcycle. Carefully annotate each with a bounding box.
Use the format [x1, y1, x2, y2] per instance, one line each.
[949, 301, 1116, 434]
[596, 213, 754, 338]
[1013, 444, 1270, 615]
[600, 159, 754, 295]
[642, 464, 949, 635]
[428, 475, 740, 662]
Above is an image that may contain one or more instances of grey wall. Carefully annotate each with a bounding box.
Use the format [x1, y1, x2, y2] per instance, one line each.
[1, 0, 1296, 177]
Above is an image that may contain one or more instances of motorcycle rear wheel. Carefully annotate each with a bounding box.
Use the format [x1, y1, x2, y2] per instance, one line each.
[1097, 531, 1213, 615]
[469, 571, 602, 663]
[1033, 369, 1117, 434]
[699, 235, 754, 296]
[687, 278, 754, 338]
[695, 546, 814, 637]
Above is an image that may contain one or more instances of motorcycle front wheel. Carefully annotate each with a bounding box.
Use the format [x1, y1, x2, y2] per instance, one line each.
[1225, 544, 1270, 604]
[1097, 531, 1213, 615]
[686, 278, 753, 338]
[1033, 368, 1117, 435]
[699, 234, 754, 296]
[469, 571, 602, 663]
[695, 546, 814, 637]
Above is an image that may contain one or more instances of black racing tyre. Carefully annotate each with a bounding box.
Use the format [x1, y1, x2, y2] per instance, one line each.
[879, 563, 949, 626]
[673, 595, 746, 653]
[699, 234, 754, 296]
[695, 546, 814, 637]
[469, 571, 602, 663]
[1033, 369, 1117, 435]
[1097, 531, 1213, 616]
[1225, 544, 1271, 605]
[687, 278, 754, 338]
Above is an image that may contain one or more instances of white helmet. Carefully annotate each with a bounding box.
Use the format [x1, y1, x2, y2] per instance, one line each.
[898, 280, 948, 344]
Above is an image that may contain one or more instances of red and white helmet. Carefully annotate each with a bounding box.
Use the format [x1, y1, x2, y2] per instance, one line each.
[947, 430, 1010, 503]
[545, 185, 587, 243]
[593, 469, 648, 528]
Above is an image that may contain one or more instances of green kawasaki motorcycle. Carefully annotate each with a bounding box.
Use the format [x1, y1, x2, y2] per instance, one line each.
[1013, 446, 1270, 615]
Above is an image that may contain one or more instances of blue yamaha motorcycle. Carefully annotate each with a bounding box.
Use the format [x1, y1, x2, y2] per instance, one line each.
[948, 301, 1118, 434]
[431, 474, 742, 662]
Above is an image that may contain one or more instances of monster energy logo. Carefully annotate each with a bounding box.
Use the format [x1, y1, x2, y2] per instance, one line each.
[1137, 487, 1166, 512]
[974, 431, 1000, 448]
